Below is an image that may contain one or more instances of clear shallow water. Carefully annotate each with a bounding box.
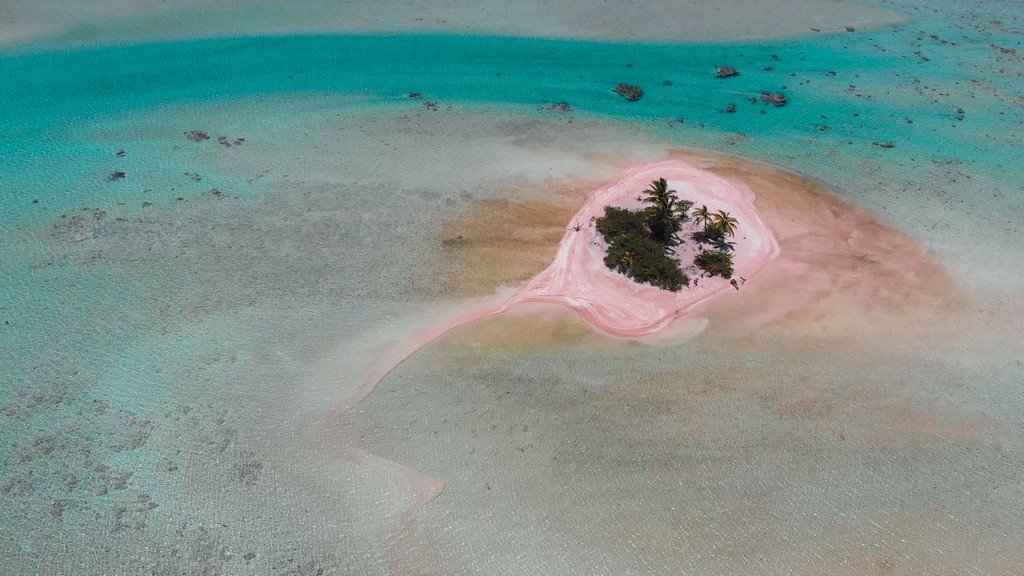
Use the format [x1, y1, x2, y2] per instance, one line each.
[1, 2, 1024, 574]
[3, 25, 1023, 282]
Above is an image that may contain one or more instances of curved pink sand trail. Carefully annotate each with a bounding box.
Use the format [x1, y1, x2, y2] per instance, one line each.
[345, 159, 779, 569]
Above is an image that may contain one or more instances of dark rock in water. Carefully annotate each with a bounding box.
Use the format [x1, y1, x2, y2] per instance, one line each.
[872, 141, 895, 148]
[845, 26, 856, 32]
[725, 104, 736, 113]
[115, 149, 125, 157]
[108, 171, 126, 182]
[423, 101, 439, 111]
[545, 102, 572, 113]
[612, 83, 643, 102]
[214, 135, 245, 147]
[185, 130, 210, 142]
[662, 80, 673, 86]
[716, 66, 740, 78]
[760, 92, 788, 106]
[408, 92, 423, 99]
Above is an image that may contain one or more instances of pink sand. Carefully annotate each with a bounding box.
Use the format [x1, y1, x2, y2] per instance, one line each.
[507, 159, 779, 337]
[345, 159, 779, 409]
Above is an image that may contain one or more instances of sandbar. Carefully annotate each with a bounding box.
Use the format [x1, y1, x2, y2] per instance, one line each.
[344, 158, 779, 410]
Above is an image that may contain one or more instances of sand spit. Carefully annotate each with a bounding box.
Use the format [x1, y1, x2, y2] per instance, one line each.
[344, 158, 778, 410]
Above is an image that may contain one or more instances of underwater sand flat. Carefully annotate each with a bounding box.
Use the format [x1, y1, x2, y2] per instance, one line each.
[352, 151, 1023, 575]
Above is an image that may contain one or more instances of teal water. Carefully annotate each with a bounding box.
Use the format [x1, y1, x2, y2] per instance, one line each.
[4, 29, 1023, 278]
[2, 3, 1024, 574]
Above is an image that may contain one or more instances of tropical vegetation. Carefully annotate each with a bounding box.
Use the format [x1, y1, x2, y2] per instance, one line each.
[594, 177, 740, 291]
[694, 249, 735, 279]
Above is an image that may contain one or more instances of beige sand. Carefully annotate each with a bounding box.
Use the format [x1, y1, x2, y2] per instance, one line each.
[0, 0, 906, 49]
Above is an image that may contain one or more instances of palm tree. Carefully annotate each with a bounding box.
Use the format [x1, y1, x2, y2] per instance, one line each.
[712, 210, 739, 237]
[642, 178, 684, 245]
[642, 178, 677, 216]
[692, 205, 714, 230]
[619, 251, 634, 269]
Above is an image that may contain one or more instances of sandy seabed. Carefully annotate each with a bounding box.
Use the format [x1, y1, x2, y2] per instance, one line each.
[340, 148, 1021, 574]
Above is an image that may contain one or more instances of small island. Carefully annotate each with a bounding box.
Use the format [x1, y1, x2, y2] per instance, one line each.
[595, 177, 738, 292]
[494, 160, 780, 337]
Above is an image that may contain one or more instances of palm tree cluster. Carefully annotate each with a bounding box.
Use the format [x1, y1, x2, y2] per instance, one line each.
[691, 204, 738, 239]
[595, 177, 742, 291]
[596, 205, 689, 291]
[641, 178, 694, 245]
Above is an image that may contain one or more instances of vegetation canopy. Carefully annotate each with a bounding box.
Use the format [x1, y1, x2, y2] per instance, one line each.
[594, 177, 740, 292]
[694, 249, 735, 279]
[603, 231, 690, 291]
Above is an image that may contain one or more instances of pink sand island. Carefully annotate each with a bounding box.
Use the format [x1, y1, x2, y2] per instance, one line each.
[346, 159, 779, 411]
[504, 159, 780, 337]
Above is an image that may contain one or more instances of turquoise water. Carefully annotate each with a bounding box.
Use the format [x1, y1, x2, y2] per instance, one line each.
[4, 29, 1023, 277]
[2, 3, 1024, 574]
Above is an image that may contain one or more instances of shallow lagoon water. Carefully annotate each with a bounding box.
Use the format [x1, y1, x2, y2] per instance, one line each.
[1, 1, 1024, 573]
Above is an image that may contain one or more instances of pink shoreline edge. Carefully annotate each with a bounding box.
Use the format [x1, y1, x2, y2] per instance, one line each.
[343, 159, 780, 566]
